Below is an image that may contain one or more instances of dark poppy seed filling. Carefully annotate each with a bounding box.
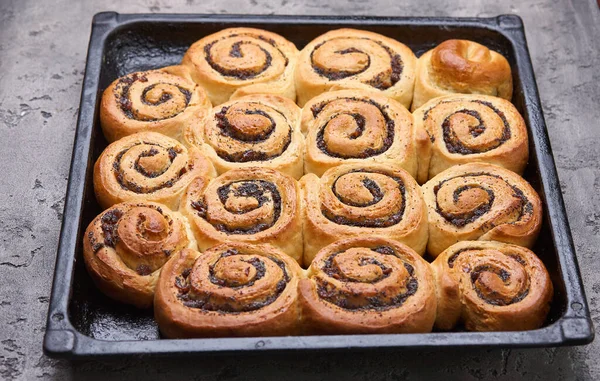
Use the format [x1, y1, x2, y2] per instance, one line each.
[332, 177, 383, 207]
[257, 35, 276, 46]
[88, 231, 105, 254]
[323, 169, 406, 228]
[140, 84, 177, 106]
[94, 204, 171, 275]
[116, 74, 192, 120]
[99, 209, 123, 248]
[215, 149, 273, 163]
[311, 44, 371, 80]
[447, 247, 484, 268]
[113, 142, 189, 194]
[310, 37, 404, 90]
[229, 41, 244, 58]
[316, 247, 418, 311]
[439, 184, 494, 228]
[321, 246, 399, 283]
[203, 33, 288, 80]
[217, 181, 272, 212]
[175, 268, 192, 293]
[213, 104, 292, 163]
[232, 33, 289, 65]
[511, 186, 533, 221]
[216, 106, 276, 142]
[509, 254, 527, 266]
[209, 255, 266, 288]
[371, 245, 397, 256]
[470, 264, 530, 306]
[205, 41, 271, 79]
[177, 251, 291, 313]
[428, 100, 512, 154]
[167, 148, 178, 161]
[136, 264, 152, 276]
[433, 172, 532, 227]
[190, 200, 207, 217]
[347, 113, 366, 139]
[204, 180, 282, 235]
[313, 97, 395, 159]
[133, 148, 168, 178]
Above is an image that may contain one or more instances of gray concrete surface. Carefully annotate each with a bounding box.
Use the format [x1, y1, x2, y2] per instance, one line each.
[0, 0, 598, 379]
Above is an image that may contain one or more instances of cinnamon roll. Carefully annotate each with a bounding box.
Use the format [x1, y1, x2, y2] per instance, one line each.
[94, 132, 216, 210]
[83, 202, 196, 308]
[185, 94, 304, 179]
[412, 40, 513, 111]
[299, 237, 436, 334]
[154, 243, 303, 338]
[100, 65, 211, 142]
[413, 94, 528, 183]
[422, 163, 542, 257]
[182, 28, 299, 105]
[295, 29, 416, 107]
[180, 167, 303, 264]
[301, 163, 428, 265]
[431, 241, 553, 331]
[302, 90, 418, 177]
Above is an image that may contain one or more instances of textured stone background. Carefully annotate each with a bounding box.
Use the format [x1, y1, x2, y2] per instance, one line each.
[0, 0, 598, 379]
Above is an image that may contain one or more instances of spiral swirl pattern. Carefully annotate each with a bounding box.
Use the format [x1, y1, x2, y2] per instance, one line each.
[182, 28, 299, 105]
[299, 237, 436, 334]
[83, 202, 194, 308]
[186, 94, 304, 179]
[181, 167, 303, 264]
[302, 90, 417, 177]
[413, 94, 528, 183]
[301, 163, 428, 265]
[431, 241, 553, 331]
[422, 163, 542, 257]
[295, 29, 416, 107]
[94, 132, 215, 210]
[154, 243, 303, 338]
[100, 65, 211, 142]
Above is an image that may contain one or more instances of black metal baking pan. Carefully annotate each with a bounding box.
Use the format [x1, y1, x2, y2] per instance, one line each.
[43, 12, 594, 358]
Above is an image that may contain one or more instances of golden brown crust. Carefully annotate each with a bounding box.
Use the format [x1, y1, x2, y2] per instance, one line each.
[181, 28, 299, 105]
[302, 90, 418, 178]
[299, 237, 436, 334]
[99, 65, 211, 142]
[295, 29, 416, 108]
[180, 167, 303, 264]
[184, 94, 304, 179]
[301, 163, 428, 266]
[412, 40, 513, 111]
[154, 243, 303, 338]
[422, 163, 542, 257]
[431, 240, 553, 331]
[82, 202, 196, 308]
[93, 132, 216, 210]
[413, 94, 529, 183]
[295, 29, 416, 107]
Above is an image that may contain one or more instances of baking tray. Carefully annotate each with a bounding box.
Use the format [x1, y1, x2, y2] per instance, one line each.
[43, 12, 594, 358]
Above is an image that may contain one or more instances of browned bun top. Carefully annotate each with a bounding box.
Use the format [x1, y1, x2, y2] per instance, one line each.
[429, 39, 512, 98]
